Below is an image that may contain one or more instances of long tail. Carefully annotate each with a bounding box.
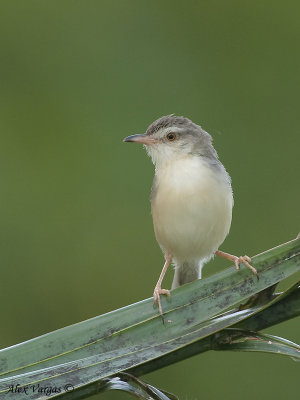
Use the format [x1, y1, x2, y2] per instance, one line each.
[171, 260, 203, 289]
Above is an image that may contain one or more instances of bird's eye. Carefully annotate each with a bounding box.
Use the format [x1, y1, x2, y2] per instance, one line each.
[166, 132, 176, 141]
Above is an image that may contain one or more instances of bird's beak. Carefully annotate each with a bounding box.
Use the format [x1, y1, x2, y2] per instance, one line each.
[123, 134, 156, 145]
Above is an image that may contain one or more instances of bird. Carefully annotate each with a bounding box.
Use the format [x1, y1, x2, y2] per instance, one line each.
[123, 115, 257, 315]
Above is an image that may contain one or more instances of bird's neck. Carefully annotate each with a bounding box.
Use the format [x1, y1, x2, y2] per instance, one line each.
[153, 154, 231, 192]
[154, 154, 191, 171]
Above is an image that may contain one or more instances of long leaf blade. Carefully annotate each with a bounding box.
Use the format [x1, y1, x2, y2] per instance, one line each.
[0, 238, 299, 399]
[215, 330, 300, 359]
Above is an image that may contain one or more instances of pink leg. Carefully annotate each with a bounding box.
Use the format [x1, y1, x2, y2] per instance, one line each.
[153, 254, 172, 315]
[215, 250, 257, 276]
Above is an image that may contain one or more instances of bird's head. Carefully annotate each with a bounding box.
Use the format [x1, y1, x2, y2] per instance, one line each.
[123, 115, 218, 166]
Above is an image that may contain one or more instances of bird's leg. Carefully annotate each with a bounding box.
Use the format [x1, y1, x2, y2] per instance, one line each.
[153, 254, 172, 315]
[215, 250, 258, 276]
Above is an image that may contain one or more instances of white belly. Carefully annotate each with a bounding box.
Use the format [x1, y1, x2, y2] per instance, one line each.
[151, 157, 233, 262]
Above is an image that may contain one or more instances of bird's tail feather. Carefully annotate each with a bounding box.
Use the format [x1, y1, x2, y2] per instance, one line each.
[171, 260, 203, 289]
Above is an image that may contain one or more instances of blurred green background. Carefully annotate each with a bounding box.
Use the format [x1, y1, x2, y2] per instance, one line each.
[0, 1, 299, 399]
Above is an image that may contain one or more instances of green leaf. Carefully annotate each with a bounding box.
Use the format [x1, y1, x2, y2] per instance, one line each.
[215, 330, 300, 359]
[0, 238, 299, 399]
[98, 373, 178, 400]
[130, 281, 300, 377]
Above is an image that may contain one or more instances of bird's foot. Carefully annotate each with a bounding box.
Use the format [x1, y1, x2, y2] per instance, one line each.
[153, 285, 170, 316]
[215, 250, 257, 276]
[233, 255, 257, 275]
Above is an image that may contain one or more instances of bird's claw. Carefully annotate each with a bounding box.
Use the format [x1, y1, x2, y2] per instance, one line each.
[234, 255, 257, 275]
[153, 286, 170, 315]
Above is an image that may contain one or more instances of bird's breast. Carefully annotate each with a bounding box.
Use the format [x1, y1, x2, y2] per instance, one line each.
[151, 157, 233, 261]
